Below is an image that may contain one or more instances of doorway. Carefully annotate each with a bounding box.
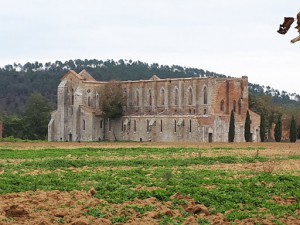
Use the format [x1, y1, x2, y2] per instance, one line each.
[208, 133, 213, 143]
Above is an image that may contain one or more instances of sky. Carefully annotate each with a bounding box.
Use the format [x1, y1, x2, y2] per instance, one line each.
[0, 0, 299, 94]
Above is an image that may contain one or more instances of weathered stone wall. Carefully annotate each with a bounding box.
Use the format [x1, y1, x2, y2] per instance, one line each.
[48, 70, 260, 143]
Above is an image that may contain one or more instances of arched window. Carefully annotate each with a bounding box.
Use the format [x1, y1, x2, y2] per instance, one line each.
[71, 89, 74, 105]
[87, 96, 91, 106]
[203, 86, 207, 104]
[238, 99, 242, 114]
[136, 90, 139, 106]
[83, 119, 86, 130]
[220, 100, 225, 112]
[233, 100, 237, 112]
[149, 89, 152, 106]
[161, 88, 165, 105]
[188, 88, 193, 105]
[96, 94, 99, 108]
[174, 88, 179, 105]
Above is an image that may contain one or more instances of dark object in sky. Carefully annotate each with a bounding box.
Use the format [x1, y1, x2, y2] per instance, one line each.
[291, 12, 300, 43]
[277, 17, 294, 34]
[296, 12, 300, 31]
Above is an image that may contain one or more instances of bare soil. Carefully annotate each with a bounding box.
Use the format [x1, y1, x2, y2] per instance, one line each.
[0, 190, 299, 225]
[0, 141, 299, 152]
[0, 141, 299, 224]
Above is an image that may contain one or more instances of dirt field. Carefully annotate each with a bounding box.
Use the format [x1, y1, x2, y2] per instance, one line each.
[0, 141, 299, 225]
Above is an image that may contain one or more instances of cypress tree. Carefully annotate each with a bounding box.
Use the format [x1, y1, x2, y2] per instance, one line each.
[260, 114, 266, 142]
[228, 110, 235, 142]
[244, 110, 251, 142]
[274, 115, 282, 142]
[289, 115, 297, 143]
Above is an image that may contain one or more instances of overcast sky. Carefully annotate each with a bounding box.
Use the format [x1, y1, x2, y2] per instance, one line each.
[0, 0, 299, 93]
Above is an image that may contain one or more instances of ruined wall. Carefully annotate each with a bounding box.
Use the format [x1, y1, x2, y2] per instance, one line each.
[101, 114, 246, 143]
[49, 70, 260, 143]
[123, 77, 211, 116]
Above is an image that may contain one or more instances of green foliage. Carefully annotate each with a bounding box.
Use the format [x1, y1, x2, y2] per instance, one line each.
[0, 146, 299, 223]
[1, 116, 24, 138]
[260, 113, 266, 142]
[198, 218, 211, 225]
[289, 115, 297, 143]
[228, 110, 235, 142]
[0, 59, 299, 116]
[1, 59, 300, 141]
[85, 207, 107, 218]
[100, 81, 126, 119]
[23, 93, 50, 140]
[244, 110, 251, 142]
[274, 115, 282, 142]
[125, 205, 155, 215]
[112, 215, 130, 224]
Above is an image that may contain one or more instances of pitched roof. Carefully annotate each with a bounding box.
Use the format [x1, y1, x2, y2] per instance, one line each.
[79, 70, 96, 81]
[150, 75, 160, 81]
[60, 69, 96, 81]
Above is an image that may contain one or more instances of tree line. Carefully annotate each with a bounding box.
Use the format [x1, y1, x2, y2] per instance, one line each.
[0, 59, 299, 141]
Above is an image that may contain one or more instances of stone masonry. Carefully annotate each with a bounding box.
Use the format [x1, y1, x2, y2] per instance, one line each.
[48, 70, 261, 142]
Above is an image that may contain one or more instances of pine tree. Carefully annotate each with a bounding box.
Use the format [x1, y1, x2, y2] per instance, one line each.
[244, 110, 251, 142]
[274, 115, 282, 142]
[228, 110, 235, 142]
[260, 114, 266, 142]
[289, 115, 297, 143]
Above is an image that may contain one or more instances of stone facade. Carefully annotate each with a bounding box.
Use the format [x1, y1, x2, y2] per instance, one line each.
[48, 70, 261, 142]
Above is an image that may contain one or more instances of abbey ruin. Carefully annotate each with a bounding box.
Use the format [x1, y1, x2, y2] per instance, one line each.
[48, 70, 260, 142]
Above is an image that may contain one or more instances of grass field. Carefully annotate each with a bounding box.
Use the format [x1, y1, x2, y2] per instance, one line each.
[0, 141, 299, 225]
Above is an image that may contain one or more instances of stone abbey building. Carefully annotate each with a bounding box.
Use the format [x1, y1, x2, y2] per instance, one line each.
[48, 70, 260, 142]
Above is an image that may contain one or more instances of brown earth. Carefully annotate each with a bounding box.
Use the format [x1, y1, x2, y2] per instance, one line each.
[0, 190, 226, 225]
[0, 190, 299, 225]
[0, 141, 299, 152]
[0, 142, 299, 224]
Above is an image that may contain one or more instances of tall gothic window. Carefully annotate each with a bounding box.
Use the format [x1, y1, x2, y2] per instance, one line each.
[233, 100, 237, 112]
[71, 89, 74, 105]
[174, 88, 179, 105]
[136, 90, 139, 106]
[134, 120, 137, 132]
[203, 86, 207, 104]
[87, 96, 91, 106]
[238, 99, 242, 114]
[188, 88, 193, 105]
[220, 100, 225, 111]
[148, 90, 152, 106]
[161, 88, 165, 105]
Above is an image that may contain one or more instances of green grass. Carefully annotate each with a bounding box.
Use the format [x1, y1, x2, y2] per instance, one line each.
[0, 146, 299, 223]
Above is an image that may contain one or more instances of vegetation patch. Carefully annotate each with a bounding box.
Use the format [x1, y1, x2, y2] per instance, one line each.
[0, 143, 299, 224]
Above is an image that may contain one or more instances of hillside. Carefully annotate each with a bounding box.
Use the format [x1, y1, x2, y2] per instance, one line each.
[0, 59, 299, 116]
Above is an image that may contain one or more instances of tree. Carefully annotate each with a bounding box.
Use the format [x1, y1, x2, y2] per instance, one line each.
[260, 114, 266, 142]
[23, 93, 50, 140]
[289, 115, 297, 142]
[100, 81, 126, 119]
[274, 115, 282, 142]
[244, 110, 251, 142]
[1, 115, 24, 138]
[228, 110, 235, 142]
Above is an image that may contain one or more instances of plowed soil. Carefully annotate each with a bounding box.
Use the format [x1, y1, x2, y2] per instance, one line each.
[0, 141, 299, 224]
